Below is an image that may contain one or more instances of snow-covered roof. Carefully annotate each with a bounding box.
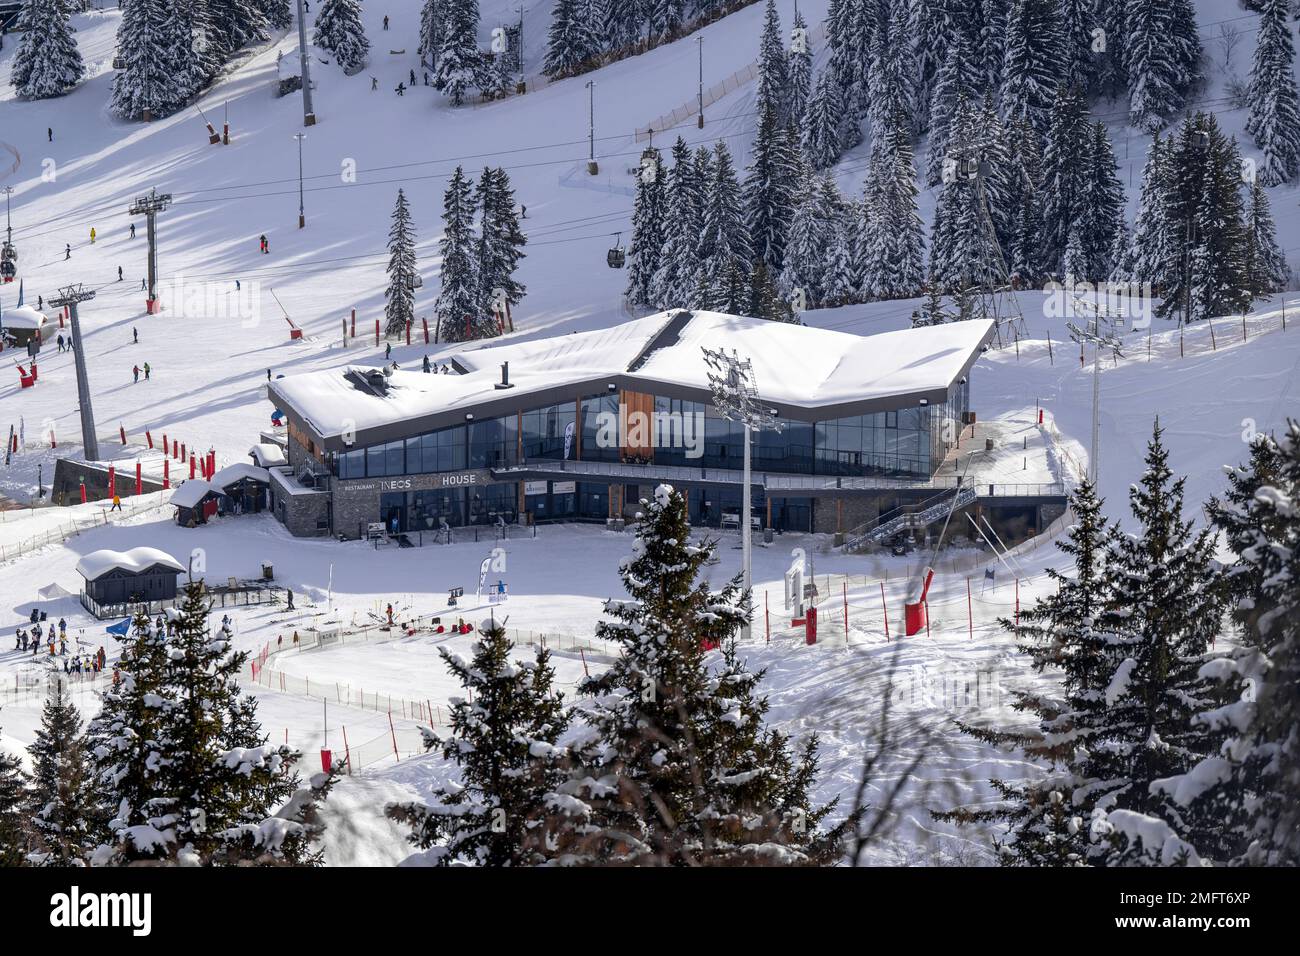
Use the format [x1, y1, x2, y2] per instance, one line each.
[210, 462, 270, 488]
[75, 547, 185, 581]
[270, 310, 995, 448]
[170, 479, 215, 509]
[249, 443, 287, 467]
[1, 305, 49, 330]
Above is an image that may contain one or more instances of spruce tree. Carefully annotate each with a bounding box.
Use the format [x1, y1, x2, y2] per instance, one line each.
[437, 166, 485, 340]
[749, 260, 795, 322]
[89, 596, 334, 865]
[626, 147, 667, 307]
[861, 120, 925, 300]
[207, 0, 268, 63]
[866, 0, 915, 145]
[777, 168, 834, 308]
[313, 0, 369, 74]
[650, 138, 706, 308]
[801, 68, 843, 171]
[755, 0, 790, 125]
[384, 188, 418, 336]
[1086, 423, 1227, 865]
[937, 480, 1112, 865]
[0, 709, 27, 867]
[696, 141, 751, 297]
[543, 0, 599, 79]
[1119, 134, 1178, 291]
[1247, 0, 1300, 186]
[925, 21, 983, 187]
[1077, 122, 1124, 281]
[1040, 85, 1091, 274]
[474, 167, 527, 314]
[1243, 178, 1289, 298]
[387, 618, 568, 865]
[259, 0, 292, 31]
[910, 282, 950, 328]
[786, 8, 812, 124]
[744, 97, 799, 273]
[1004, 116, 1046, 287]
[26, 683, 95, 866]
[419, 0, 445, 70]
[9, 0, 85, 99]
[111, 0, 185, 120]
[545, 486, 851, 864]
[1126, 0, 1200, 132]
[436, 0, 485, 106]
[998, 0, 1062, 139]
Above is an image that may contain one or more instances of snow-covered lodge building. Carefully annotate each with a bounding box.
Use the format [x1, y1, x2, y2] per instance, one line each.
[264, 311, 1065, 542]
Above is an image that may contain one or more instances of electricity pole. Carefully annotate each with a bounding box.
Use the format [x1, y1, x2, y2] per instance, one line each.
[128, 188, 172, 314]
[1068, 304, 1124, 486]
[697, 37, 704, 128]
[49, 284, 100, 462]
[518, 4, 526, 82]
[294, 133, 307, 228]
[703, 347, 783, 640]
[295, 0, 316, 126]
[2, 185, 12, 246]
[585, 81, 597, 175]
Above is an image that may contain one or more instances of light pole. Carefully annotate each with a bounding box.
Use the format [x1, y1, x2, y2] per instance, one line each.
[1068, 301, 1124, 486]
[295, 0, 316, 125]
[702, 346, 783, 639]
[294, 133, 306, 228]
[696, 37, 704, 128]
[585, 81, 597, 175]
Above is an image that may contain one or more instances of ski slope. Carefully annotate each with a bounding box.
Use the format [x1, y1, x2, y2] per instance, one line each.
[0, 0, 1298, 864]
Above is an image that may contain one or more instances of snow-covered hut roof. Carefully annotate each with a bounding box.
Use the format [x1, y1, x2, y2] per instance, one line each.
[210, 462, 270, 489]
[170, 479, 215, 510]
[75, 547, 185, 581]
[249, 443, 287, 467]
[1, 305, 49, 330]
[269, 310, 995, 451]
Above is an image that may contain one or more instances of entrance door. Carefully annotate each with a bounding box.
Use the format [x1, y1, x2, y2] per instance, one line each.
[380, 491, 407, 535]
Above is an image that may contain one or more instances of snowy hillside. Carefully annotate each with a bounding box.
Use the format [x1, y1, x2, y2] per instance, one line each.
[0, 0, 1297, 877]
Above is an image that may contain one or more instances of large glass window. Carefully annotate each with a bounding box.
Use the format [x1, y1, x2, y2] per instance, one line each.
[469, 416, 518, 469]
[366, 440, 405, 477]
[580, 393, 620, 462]
[337, 448, 365, 479]
[522, 402, 577, 461]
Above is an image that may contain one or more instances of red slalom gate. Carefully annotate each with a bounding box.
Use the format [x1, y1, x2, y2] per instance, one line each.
[163, 459, 170, 489]
[135, 462, 142, 496]
[904, 567, 935, 637]
[805, 606, 818, 645]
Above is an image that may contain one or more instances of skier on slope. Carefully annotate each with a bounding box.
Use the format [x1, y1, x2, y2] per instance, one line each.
[65, 243, 70, 259]
[90, 227, 96, 244]
[423, 354, 431, 373]
[132, 365, 139, 383]
[118, 266, 123, 281]
[130, 222, 135, 239]
[133, 326, 138, 344]
[143, 362, 151, 380]
[385, 342, 392, 359]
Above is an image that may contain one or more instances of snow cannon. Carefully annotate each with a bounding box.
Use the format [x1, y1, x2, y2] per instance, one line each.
[904, 567, 936, 637]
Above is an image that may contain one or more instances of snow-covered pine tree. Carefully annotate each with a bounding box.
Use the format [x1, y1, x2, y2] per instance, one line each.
[977, 0, 1008, 93]
[313, 0, 370, 74]
[437, 166, 485, 340]
[1119, 133, 1178, 290]
[545, 485, 851, 864]
[1039, 84, 1091, 275]
[936, 480, 1112, 865]
[436, 0, 485, 106]
[1077, 122, 1124, 281]
[929, 97, 1004, 292]
[9, 0, 85, 99]
[259, 0, 292, 31]
[25, 683, 96, 866]
[910, 0, 954, 137]
[626, 147, 667, 306]
[749, 259, 795, 322]
[1093, 0, 1128, 98]
[1204, 422, 1300, 865]
[825, 0, 866, 147]
[1085, 422, 1228, 865]
[384, 188, 418, 336]
[647, 0, 686, 43]
[162, 0, 218, 104]
[206, 0, 268, 63]
[111, 0, 185, 120]
[474, 167, 527, 315]
[1126, 0, 1200, 133]
[650, 137, 706, 309]
[0, 708, 27, 866]
[419, 0, 445, 70]
[998, 0, 1062, 139]
[1058, 0, 1098, 97]
[1243, 178, 1289, 298]
[1004, 116, 1045, 287]
[909, 282, 949, 327]
[745, 97, 800, 273]
[777, 167, 835, 308]
[925, 16, 984, 187]
[543, 0, 599, 79]
[866, 0, 915, 146]
[387, 617, 568, 865]
[1061, 224, 1088, 286]
[801, 67, 844, 170]
[821, 218, 857, 307]
[696, 140, 750, 297]
[787, 7, 812, 124]
[755, 0, 790, 125]
[1247, 0, 1300, 186]
[861, 119, 925, 300]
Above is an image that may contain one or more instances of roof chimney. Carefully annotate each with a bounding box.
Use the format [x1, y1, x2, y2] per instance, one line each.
[494, 360, 514, 390]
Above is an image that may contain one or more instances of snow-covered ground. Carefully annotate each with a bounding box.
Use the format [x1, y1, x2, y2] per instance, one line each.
[0, 0, 1298, 865]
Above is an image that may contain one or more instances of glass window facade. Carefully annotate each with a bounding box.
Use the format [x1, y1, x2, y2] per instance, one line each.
[329, 381, 968, 482]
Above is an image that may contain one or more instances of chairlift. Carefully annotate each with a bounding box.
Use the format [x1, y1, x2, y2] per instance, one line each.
[409, 273, 424, 290]
[0, 242, 15, 283]
[606, 233, 626, 269]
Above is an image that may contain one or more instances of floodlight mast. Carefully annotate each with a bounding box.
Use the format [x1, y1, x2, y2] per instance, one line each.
[702, 346, 783, 640]
[1067, 296, 1125, 487]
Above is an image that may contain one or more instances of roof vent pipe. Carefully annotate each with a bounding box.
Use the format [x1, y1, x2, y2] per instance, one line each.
[495, 361, 514, 390]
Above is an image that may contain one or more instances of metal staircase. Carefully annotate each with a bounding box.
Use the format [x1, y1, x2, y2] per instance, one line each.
[842, 485, 978, 553]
